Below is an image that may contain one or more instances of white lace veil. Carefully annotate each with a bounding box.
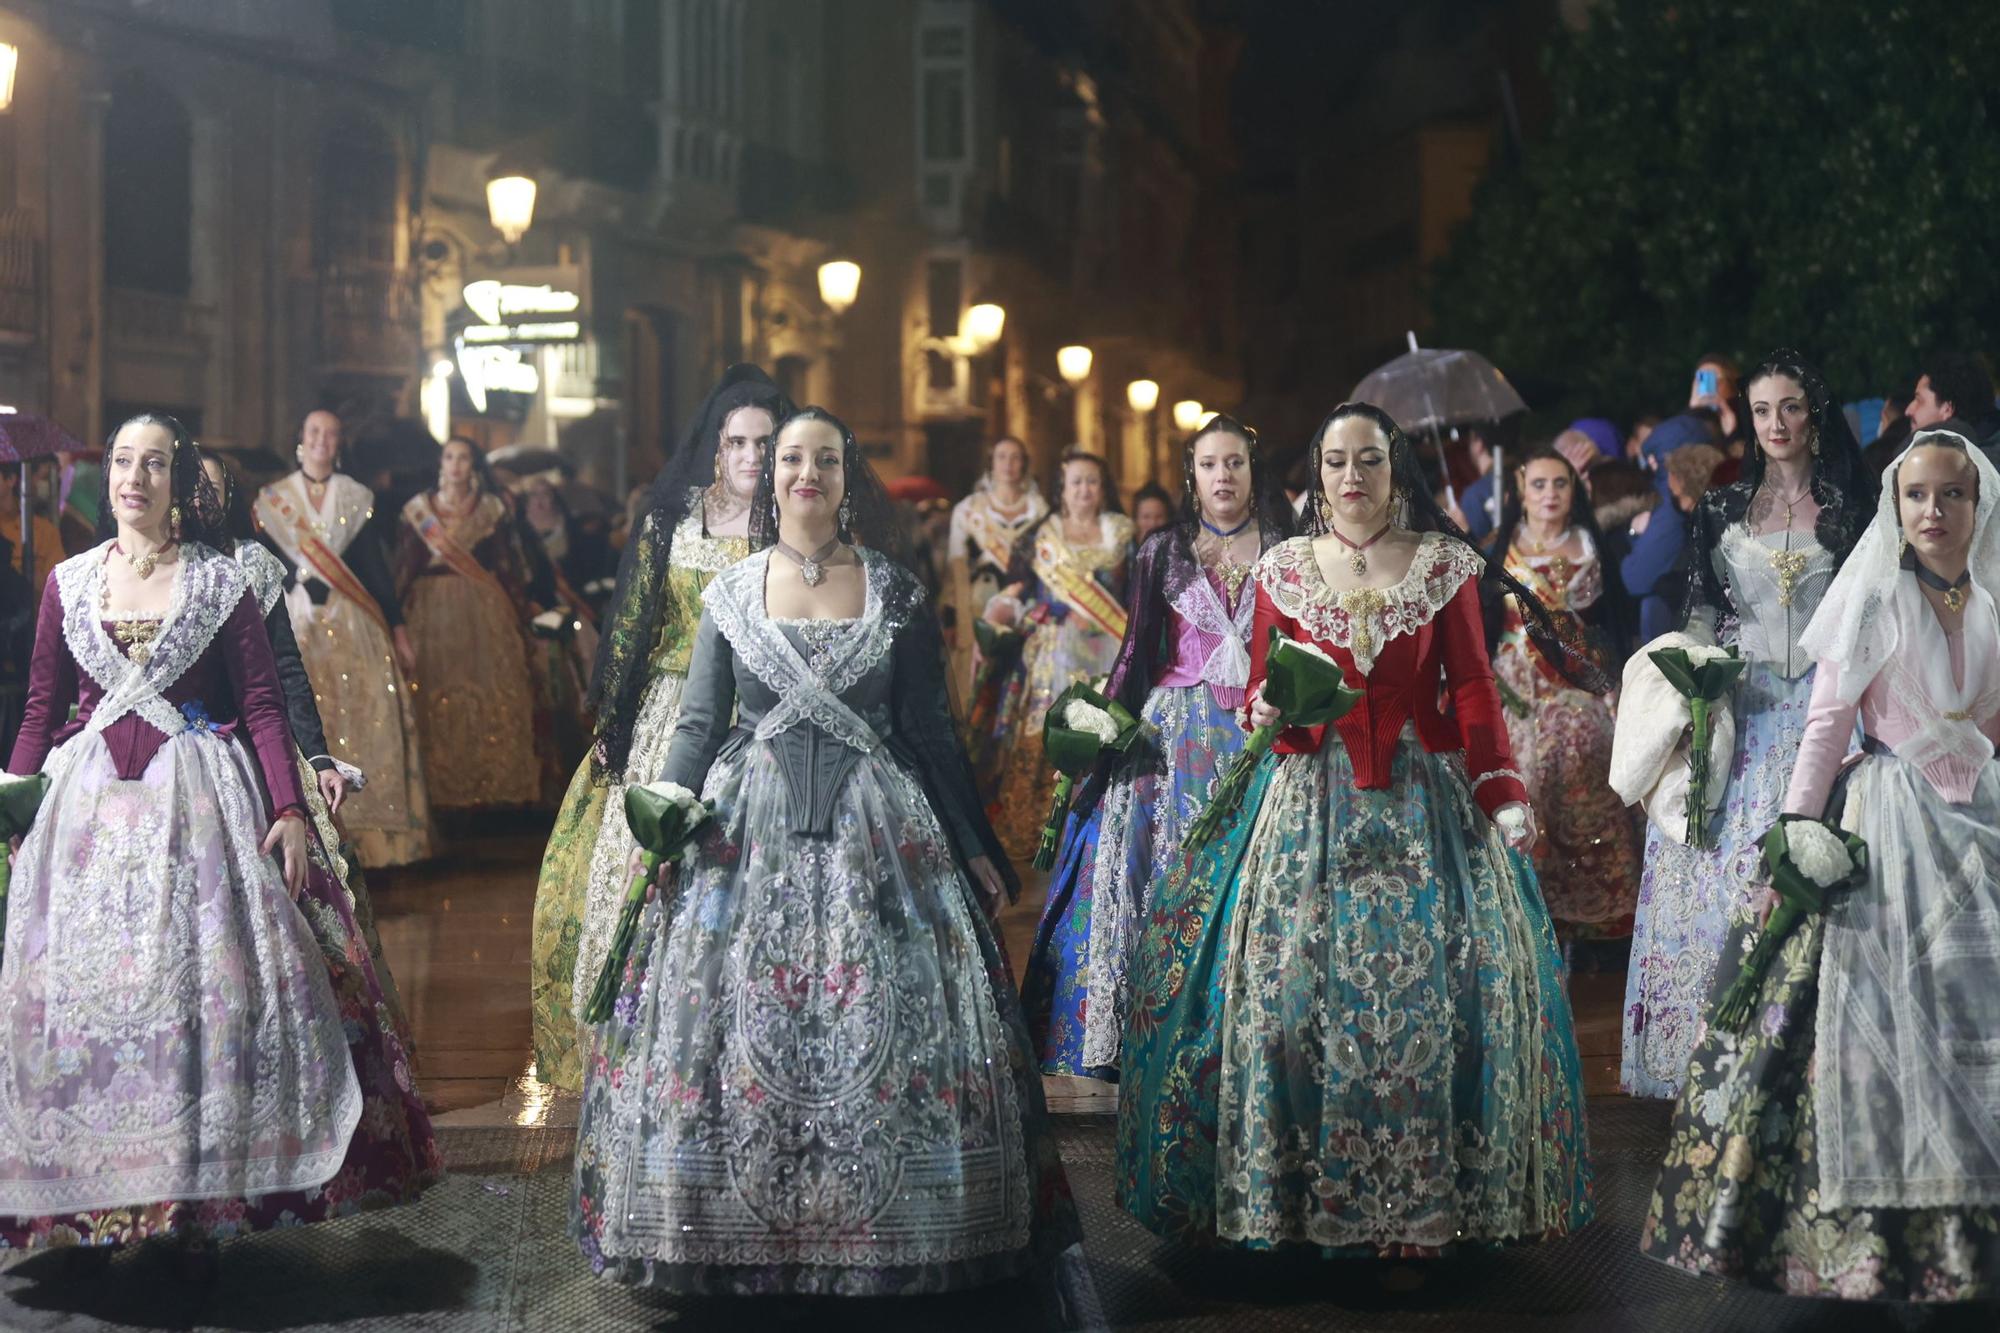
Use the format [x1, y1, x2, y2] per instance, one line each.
[1798, 429, 2000, 704]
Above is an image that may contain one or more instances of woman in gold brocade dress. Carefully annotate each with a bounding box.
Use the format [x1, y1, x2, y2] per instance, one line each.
[253, 409, 433, 866]
[526, 366, 783, 1090]
[983, 449, 1133, 862]
[395, 436, 545, 810]
[943, 436, 1048, 700]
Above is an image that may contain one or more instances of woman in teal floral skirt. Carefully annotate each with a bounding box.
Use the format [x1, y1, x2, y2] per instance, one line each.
[1117, 403, 1594, 1254]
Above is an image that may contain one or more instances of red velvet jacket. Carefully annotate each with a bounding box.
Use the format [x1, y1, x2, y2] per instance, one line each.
[1246, 534, 1528, 818]
[6, 545, 307, 820]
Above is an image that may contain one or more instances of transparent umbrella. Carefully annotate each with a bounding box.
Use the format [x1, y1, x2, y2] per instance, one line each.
[0, 414, 86, 578]
[1349, 338, 1527, 434]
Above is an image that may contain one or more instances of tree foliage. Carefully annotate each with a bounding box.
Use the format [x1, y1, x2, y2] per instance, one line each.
[1429, 0, 2000, 421]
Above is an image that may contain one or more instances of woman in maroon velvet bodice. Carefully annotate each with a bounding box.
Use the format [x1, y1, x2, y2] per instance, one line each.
[0, 413, 437, 1266]
[8, 561, 308, 820]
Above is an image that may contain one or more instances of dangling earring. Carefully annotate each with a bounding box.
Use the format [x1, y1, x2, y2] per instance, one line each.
[1192, 490, 1204, 519]
[1810, 430, 1821, 456]
[1392, 487, 1410, 527]
[713, 451, 724, 483]
[838, 495, 852, 533]
[1316, 493, 1333, 525]
[169, 504, 182, 538]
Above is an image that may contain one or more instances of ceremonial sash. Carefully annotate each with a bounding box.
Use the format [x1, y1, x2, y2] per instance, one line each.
[961, 501, 1033, 576]
[1039, 534, 1128, 641]
[409, 498, 513, 601]
[259, 485, 389, 632]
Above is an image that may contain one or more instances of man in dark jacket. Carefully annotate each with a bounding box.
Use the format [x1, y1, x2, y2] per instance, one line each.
[1619, 411, 1717, 645]
[1906, 352, 2000, 466]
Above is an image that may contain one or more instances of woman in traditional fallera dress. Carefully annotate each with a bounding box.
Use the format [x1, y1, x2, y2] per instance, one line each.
[983, 449, 1135, 861]
[570, 408, 1087, 1310]
[529, 366, 783, 1091]
[1486, 444, 1641, 939]
[0, 414, 437, 1263]
[1118, 402, 1593, 1254]
[1620, 351, 1874, 1098]
[202, 449, 411, 1044]
[253, 409, 432, 866]
[395, 436, 549, 810]
[944, 434, 1048, 700]
[1022, 415, 1291, 1080]
[1644, 431, 2000, 1301]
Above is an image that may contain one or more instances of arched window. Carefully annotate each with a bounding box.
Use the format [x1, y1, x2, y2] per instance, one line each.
[315, 112, 398, 269]
[103, 70, 192, 295]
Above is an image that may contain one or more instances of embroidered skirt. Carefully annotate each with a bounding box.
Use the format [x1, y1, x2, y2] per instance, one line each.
[1023, 682, 1240, 1078]
[1117, 730, 1591, 1251]
[0, 728, 438, 1250]
[570, 740, 1079, 1295]
[1623, 662, 1814, 1098]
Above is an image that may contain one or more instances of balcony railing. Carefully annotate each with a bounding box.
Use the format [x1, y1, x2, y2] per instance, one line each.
[318, 265, 419, 375]
[108, 287, 213, 349]
[0, 210, 37, 341]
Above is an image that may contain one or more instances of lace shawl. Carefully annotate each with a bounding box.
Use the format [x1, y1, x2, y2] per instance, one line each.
[701, 548, 914, 755]
[1255, 534, 1487, 676]
[56, 541, 248, 741]
[1103, 526, 1276, 717]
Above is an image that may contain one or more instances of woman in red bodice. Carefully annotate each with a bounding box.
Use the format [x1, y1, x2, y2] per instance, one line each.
[1117, 402, 1595, 1259]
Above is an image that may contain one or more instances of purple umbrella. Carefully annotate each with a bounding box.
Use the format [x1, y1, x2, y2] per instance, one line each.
[0, 413, 87, 578]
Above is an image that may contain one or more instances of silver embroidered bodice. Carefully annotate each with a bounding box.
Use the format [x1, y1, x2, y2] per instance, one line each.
[662, 548, 989, 852]
[1689, 525, 1835, 679]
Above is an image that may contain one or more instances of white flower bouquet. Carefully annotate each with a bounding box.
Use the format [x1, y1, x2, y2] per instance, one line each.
[1032, 683, 1142, 869]
[1647, 643, 1747, 849]
[1711, 814, 1869, 1032]
[583, 780, 713, 1024]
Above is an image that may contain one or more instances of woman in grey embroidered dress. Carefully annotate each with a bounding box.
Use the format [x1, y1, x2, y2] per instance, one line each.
[1619, 352, 1874, 1098]
[570, 408, 1087, 1311]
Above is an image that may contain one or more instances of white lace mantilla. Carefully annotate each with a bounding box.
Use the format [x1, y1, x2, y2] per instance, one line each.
[1254, 533, 1485, 675]
[55, 542, 249, 744]
[702, 548, 919, 755]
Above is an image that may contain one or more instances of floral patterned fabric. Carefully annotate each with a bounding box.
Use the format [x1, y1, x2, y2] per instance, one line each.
[1493, 540, 1641, 933]
[0, 564, 438, 1250]
[528, 505, 746, 1092]
[1117, 732, 1591, 1251]
[1622, 663, 1815, 1098]
[571, 556, 1080, 1296]
[1023, 681, 1240, 1078]
[1641, 899, 2000, 1300]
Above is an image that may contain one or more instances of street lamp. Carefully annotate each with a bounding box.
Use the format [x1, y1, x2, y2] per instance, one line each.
[961, 302, 1006, 352]
[1057, 345, 1093, 386]
[486, 173, 538, 245]
[1126, 379, 1160, 414]
[1172, 400, 1207, 433]
[818, 260, 862, 315]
